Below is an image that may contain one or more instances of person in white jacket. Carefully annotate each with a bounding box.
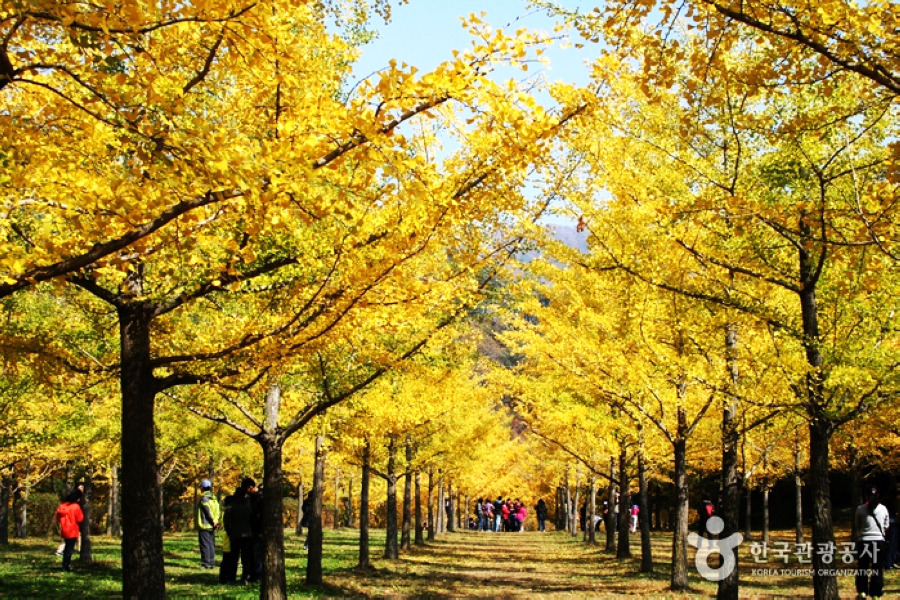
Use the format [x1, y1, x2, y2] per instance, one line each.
[855, 487, 890, 600]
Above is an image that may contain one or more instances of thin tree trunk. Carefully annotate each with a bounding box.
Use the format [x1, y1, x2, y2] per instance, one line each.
[384, 436, 399, 559]
[436, 476, 444, 534]
[638, 446, 653, 573]
[446, 481, 454, 533]
[119, 303, 165, 599]
[849, 445, 860, 542]
[717, 425, 740, 598]
[556, 486, 564, 531]
[295, 474, 304, 537]
[717, 324, 740, 599]
[564, 466, 572, 534]
[79, 466, 93, 564]
[401, 441, 412, 549]
[332, 468, 340, 530]
[795, 450, 803, 545]
[13, 472, 27, 538]
[588, 476, 597, 545]
[744, 481, 752, 540]
[305, 436, 326, 585]
[347, 477, 354, 527]
[0, 473, 11, 545]
[107, 464, 121, 537]
[798, 225, 838, 600]
[670, 407, 689, 591]
[414, 470, 424, 545]
[573, 468, 581, 539]
[606, 457, 616, 553]
[427, 468, 435, 541]
[357, 439, 371, 570]
[616, 447, 631, 559]
[762, 485, 770, 547]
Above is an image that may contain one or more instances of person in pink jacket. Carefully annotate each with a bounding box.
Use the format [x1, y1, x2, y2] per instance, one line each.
[516, 502, 528, 532]
[56, 488, 84, 572]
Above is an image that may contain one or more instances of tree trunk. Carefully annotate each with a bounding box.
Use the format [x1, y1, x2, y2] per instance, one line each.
[333, 468, 341, 530]
[79, 467, 93, 564]
[573, 469, 581, 539]
[798, 225, 838, 600]
[119, 302, 165, 599]
[107, 464, 121, 537]
[616, 447, 631, 559]
[606, 457, 616, 553]
[401, 442, 412, 549]
[427, 468, 435, 542]
[556, 486, 564, 531]
[461, 494, 467, 532]
[414, 470, 424, 545]
[0, 474, 11, 545]
[670, 408, 689, 591]
[849, 444, 860, 541]
[436, 475, 443, 534]
[260, 435, 287, 600]
[357, 439, 371, 570]
[305, 436, 326, 585]
[446, 481, 454, 533]
[808, 418, 838, 600]
[795, 450, 803, 545]
[564, 467, 572, 534]
[347, 477, 354, 527]
[295, 474, 304, 537]
[744, 481, 752, 541]
[588, 476, 597, 545]
[718, 401, 740, 599]
[638, 448, 653, 573]
[13, 474, 26, 538]
[762, 485, 770, 547]
[384, 436, 399, 560]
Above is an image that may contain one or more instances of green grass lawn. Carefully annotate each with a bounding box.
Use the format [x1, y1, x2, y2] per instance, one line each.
[1, 527, 895, 598]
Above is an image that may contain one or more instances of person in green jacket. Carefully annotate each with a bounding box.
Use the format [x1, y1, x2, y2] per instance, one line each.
[197, 479, 220, 569]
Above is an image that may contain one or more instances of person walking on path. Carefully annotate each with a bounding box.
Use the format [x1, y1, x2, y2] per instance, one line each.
[535, 499, 548, 532]
[55, 488, 84, 572]
[855, 486, 890, 600]
[197, 478, 220, 569]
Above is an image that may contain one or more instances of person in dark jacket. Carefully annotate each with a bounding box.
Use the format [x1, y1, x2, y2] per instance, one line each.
[218, 495, 237, 584]
[225, 486, 256, 584]
[300, 491, 313, 550]
[535, 499, 548, 532]
[242, 477, 263, 582]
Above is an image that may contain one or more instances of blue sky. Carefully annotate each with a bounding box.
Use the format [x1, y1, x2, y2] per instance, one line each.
[351, 1, 593, 89]
[349, 1, 592, 230]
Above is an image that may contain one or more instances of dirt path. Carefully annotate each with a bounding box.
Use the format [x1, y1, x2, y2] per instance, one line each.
[329, 530, 684, 598]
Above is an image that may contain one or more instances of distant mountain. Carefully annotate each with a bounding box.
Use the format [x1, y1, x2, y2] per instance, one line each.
[515, 223, 589, 263]
[546, 223, 589, 253]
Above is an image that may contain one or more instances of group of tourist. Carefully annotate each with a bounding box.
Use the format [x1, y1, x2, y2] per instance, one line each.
[474, 497, 549, 532]
[194, 477, 266, 585]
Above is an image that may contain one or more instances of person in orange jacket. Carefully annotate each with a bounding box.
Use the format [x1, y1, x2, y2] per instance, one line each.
[56, 488, 84, 572]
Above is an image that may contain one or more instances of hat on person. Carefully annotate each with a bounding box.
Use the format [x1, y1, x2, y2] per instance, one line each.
[200, 478, 212, 489]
